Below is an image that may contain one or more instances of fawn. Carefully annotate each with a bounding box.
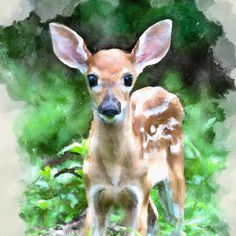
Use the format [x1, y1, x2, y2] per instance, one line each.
[50, 19, 185, 236]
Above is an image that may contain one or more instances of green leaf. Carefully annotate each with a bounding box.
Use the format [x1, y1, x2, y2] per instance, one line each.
[55, 173, 75, 185]
[58, 140, 88, 156]
[204, 117, 217, 130]
[37, 200, 49, 210]
[192, 175, 203, 185]
[39, 166, 51, 179]
[66, 193, 79, 208]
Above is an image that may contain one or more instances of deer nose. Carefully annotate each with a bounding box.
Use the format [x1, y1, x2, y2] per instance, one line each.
[98, 95, 121, 116]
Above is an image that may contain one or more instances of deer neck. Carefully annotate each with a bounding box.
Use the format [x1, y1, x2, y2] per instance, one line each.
[91, 104, 139, 161]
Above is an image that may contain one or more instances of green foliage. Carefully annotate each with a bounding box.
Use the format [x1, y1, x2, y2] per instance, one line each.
[0, 0, 232, 235]
[20, 160, 86, 236]
[58, 140, 88, 156]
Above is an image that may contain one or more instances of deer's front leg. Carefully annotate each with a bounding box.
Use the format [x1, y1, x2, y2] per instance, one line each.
[85, 186, 111, 236]
[119, 186, 149, 236]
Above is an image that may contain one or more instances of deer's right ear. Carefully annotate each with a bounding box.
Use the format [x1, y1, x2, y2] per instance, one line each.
[49, 23, 92, 74]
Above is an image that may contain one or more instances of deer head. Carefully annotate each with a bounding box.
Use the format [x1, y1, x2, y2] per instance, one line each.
[49, 20, 172, 123]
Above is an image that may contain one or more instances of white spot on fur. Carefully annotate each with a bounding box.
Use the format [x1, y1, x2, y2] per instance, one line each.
[140, 127, 144, 133]
[150, 124, 156, 133]
[167, 117, 179, 130]
[120, 85, 132, 93]
[149, 124, 171, 142]
[143, 99, 169, 118]
[143, 140, 148, 149]
[114, 106, 127, 123]
[91, 84, 103, 93]
[170, 139, 181, 154]
[134, 88, 161, 117]
[120, 67, 131, 75]
[134, 89, 176, 118]
[143, 117, 179, 149]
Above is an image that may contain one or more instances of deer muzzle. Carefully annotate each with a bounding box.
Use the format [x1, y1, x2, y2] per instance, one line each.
[98, 94, 121, 117]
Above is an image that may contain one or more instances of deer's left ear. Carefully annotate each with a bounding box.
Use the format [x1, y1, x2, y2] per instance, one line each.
[131, 19, 172, 75]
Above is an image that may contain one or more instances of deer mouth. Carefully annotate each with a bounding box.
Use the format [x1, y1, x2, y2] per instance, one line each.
[97, 106, 120, 123]
[97, 108, 126, 124]
[98, 113, 116, 123]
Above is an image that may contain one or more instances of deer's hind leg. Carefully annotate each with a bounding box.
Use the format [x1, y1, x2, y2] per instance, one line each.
[157, 149, 185, 235]
[147, 197, 158, 235]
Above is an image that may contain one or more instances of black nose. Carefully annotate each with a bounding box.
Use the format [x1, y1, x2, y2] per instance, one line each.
[98, 95, 121, 116]
[101, 107, 120, 116]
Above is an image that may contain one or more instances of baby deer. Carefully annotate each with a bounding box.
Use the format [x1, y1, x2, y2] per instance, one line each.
[50, 19, 185, 236]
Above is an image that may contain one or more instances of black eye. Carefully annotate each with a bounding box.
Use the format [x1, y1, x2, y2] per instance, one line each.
[124, 74, 133, 87]
[87, 74, 98, 87]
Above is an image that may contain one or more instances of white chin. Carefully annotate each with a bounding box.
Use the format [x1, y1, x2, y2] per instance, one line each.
[98, 112, 125, 124]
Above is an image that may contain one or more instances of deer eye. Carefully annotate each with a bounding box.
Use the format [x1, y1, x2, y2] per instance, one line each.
[124, 74, 133, 87]
[87, 74, 98, 87]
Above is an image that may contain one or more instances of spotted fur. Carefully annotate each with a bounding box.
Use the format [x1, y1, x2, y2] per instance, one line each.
[131, 86, 183, 157]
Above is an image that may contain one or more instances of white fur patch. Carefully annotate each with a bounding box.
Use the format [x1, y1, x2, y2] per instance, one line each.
[120, 84, 132, 93]
[91, 84, 103, 93]
[170, 139, 182, 154]
[114, 107, 127, 123]
[147, 124, 171, 143]
[143, 117, 179, 149]
[143, 99, 169, 118]
[140, 127, 145, 133]
[134, 90, 175, 119]
[134, 88, 160, 117]
[167, 117, 179, 130]
[150, 124, 156, 133]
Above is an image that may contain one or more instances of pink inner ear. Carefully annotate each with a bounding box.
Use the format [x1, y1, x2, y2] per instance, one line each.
[54, 36, 85, 65]
[53, 27, 86, 64]
[136, 38, 169, 65]
[50, 23, 91, 71]
[132, 20, 172, 73]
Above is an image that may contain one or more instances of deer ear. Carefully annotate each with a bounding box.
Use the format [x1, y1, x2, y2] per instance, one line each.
[49, 23, 92, 74]
[131, 19, 172, 75]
